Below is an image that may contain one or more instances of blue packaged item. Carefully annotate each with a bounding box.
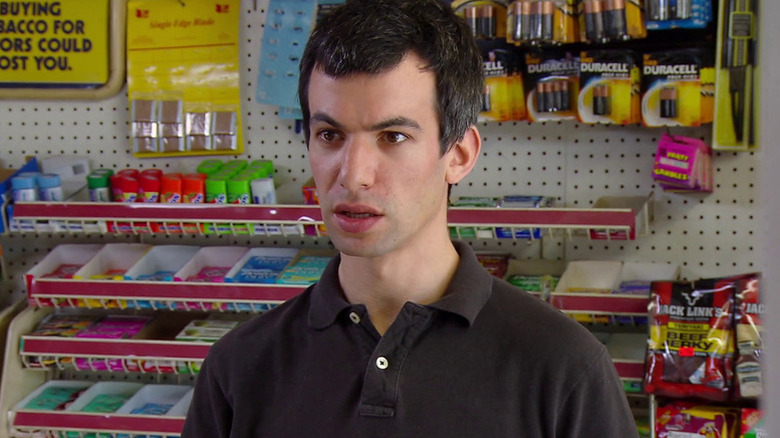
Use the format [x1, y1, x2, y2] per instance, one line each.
[135, 271, 176, 282]
[231, 255, 294, 284]
[130, 402, 173, 415]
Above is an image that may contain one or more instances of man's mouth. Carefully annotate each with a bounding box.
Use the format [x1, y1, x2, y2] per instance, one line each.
[341, 212, 376, 219]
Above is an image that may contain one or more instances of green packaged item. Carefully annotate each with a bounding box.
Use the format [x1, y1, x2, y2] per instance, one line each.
[249, 159, 274, 177]
[227, 176, 252, 204]
[25, 386, 88, 410]
[223, 159, 248, 172]
[81, 393, 131, 413]
[197, 159, 223, 175]
[205, 178, 228, 204]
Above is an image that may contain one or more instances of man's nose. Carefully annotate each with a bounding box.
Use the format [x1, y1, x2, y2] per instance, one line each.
[337, 138, 377, 191]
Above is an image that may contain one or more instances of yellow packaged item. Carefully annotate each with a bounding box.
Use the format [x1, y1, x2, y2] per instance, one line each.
[126, 0, 242, 158]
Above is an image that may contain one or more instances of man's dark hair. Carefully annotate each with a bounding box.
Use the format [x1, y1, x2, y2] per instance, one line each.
[298, 0, 484, 155]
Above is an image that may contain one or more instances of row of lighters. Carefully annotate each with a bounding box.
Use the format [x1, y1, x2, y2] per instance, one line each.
[88, 159, 277, 205]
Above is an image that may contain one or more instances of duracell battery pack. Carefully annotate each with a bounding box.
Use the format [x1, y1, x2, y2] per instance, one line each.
[525, 50, 579, 122]
[641, 48, 713, 127]
[579, 49, 640, 125]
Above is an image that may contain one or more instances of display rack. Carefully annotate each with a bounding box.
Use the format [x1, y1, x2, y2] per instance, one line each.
[10, 196, 651, 239]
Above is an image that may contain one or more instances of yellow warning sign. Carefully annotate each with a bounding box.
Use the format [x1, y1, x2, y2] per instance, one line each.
[0, 0, 109, 86]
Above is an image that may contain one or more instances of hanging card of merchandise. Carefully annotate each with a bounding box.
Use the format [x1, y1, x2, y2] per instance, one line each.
[0, 0, 125, 99]
[126, 0, 242, 158]
[713, 0, 758, 150]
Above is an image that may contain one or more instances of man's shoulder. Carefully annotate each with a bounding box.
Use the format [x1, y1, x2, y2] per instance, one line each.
[484, 278, 606, 354]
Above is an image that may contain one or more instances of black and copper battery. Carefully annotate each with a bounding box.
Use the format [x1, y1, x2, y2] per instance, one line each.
[529, 1, 543, 41]
[482, 84, 492, 112]
[583, 0, 606, 43]
[593, 84, 612, 116]
[604, 0, 628, 40]
[536, 81, 547, 113]
[559, 79, 571, 111]
[540, 1, 555, 42]
[465, 7, 479, 37]
[660, 86, 677, 118]
[479, 5, 497, 39]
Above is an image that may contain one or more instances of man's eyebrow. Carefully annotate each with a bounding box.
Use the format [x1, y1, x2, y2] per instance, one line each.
[369, 117, 421, 131]
[310, 113, 421, 132]
[310, 112, 344, 130]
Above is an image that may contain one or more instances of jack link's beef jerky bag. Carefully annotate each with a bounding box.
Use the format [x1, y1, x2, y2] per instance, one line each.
[734, 273, 763, 398]
[644, 276, 737, 401]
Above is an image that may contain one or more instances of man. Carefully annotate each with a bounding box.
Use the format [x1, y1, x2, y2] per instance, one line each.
[183, 0, 639, 436]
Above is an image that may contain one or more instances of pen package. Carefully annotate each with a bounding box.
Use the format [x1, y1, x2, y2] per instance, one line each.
[641, 48, 714, 127]
[524, 50, 579, 122]
[713, 0, 758, 151]
[452, 0, 510, 41]
[479, 42, 527, 122]
[506, 0, 578, 46]
[578, 0, 646, 44]
[645, 0, 713, 30]
[578, 50, 640, 125]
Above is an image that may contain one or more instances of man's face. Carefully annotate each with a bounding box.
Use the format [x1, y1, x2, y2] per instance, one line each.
[306, 53, 452, 259]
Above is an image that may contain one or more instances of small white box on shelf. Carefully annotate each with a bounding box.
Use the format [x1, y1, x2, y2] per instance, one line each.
[24, 244, 104, 282]
[115, 384, 192, 416]
[553, 260, 623, 294]
[124, 245, 201, 281]
[224, 247, 299, 284]
[72, 243, 153, 281]
[618, 262, 679, 287]
[65, 381, 144, 413]
[173, 246, 249, 282]
[504, 259, 566, 300]
[167, 387, 194, 416]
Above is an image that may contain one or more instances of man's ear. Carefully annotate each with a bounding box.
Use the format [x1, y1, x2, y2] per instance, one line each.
[445, 125, 481, 185]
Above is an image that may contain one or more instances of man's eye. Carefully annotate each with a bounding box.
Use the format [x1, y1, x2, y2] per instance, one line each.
[383, 132, 409, 144]
[317, 130, 340, 142]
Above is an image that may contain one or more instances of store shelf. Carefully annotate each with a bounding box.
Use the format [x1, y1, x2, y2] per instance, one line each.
[20, 337, 209, 359]
[550, 293, 650, 316]
[26, 278, 306, 311]
[10, 411, 184, 436]
[613, 359, 645, 383]
[10, 195, 652, 240]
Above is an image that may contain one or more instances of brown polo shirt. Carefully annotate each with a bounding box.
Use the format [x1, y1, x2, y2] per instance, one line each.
[183, 242, 639, 437]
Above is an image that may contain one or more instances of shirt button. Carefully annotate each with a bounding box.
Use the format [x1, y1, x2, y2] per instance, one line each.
[376, 356, 389, 370]
[349, 312, 361, 324]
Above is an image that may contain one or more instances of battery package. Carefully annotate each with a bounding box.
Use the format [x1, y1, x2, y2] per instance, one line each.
[578, 0, 646, 44]
[641, 48, 715, 127]
[645, 0, 713, 30]
[578, 50, 641, 125]
[479, 42, 527, 122]
[452, 0, 510, 41]
[524, 51, 579, 122]
[506, 0, 578, 46]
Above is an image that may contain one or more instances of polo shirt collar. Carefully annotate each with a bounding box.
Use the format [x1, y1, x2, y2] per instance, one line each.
[308, 241, 493, 329]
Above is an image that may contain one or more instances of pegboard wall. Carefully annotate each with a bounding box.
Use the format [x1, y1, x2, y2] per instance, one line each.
[0, 0, 760, 309]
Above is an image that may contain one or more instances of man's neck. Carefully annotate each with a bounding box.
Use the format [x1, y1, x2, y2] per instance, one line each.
[338, 237, 460, 335]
